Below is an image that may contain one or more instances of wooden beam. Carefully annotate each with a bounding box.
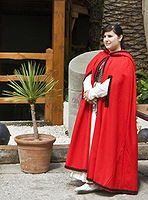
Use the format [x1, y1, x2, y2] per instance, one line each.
[0, 75, 51, 82]
[45, 48, 54, 121]
[72, 4, 89, 16]
[71, 18, 76, 31]
[0, 75, 19, 82]
[45, 48, 54, 73]
[0, 49, 53, 60]
[46, 0, 65, 125]
[0, 52, 46, 60]
[71, 11, 78, 18]
[0, 97, 46, 104]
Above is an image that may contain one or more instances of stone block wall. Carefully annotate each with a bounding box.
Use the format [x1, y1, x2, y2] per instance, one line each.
[143, 0, 148, 49]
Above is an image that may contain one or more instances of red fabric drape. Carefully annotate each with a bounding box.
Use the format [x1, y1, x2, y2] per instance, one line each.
[65, 50, 138, 194]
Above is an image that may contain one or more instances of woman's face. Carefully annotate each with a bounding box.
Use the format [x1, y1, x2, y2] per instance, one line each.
[103, 30, 123, 52]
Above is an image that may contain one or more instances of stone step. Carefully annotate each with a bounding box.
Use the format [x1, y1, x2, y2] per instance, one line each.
[0, 144, 69, 164]
[0, 143, 148, 164]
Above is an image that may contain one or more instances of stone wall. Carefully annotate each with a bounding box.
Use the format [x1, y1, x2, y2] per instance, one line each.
[102, 0, 148, 71]
[143, 0, 148, 49]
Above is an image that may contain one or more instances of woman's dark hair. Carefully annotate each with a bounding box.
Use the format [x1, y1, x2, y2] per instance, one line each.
[102, 24, 124, 48]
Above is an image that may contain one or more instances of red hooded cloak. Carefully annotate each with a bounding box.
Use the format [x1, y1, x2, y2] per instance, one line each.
[65, 49, 138, 194]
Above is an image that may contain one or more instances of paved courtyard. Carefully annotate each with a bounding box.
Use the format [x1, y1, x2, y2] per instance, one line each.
[0, 161, 148, 200]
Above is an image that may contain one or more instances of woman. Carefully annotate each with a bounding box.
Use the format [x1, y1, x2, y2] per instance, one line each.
[65, 24, 138, 195]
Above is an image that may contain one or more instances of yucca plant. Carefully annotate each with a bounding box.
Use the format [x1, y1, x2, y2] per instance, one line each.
[3, 61, 57, 140]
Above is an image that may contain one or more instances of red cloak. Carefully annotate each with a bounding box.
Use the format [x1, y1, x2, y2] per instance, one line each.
[65, 49, 138, 194]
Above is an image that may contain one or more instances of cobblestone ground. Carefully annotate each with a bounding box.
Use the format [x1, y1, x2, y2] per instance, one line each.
[0, 161, 148, 200]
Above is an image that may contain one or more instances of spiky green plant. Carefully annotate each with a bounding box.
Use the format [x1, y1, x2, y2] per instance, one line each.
[3, 61, 58, 140]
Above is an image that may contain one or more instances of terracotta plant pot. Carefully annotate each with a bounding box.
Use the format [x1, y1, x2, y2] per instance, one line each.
[14, 134, 56, 174]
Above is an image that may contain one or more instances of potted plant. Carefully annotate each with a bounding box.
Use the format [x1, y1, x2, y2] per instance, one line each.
[3, 61, 57, 174]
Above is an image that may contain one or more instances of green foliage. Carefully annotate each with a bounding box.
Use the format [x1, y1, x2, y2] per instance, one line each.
[3, 61, 58, 104]
[136, 70, 148, 104]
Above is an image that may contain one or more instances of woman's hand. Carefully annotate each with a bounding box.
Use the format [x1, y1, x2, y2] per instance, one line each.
[83, 91, 96, 104]
[87, 99, 97, 104]
[83, 91, 89, 101]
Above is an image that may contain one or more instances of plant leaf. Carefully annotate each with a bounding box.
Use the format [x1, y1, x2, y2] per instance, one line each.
[2, 61, 58, 104]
